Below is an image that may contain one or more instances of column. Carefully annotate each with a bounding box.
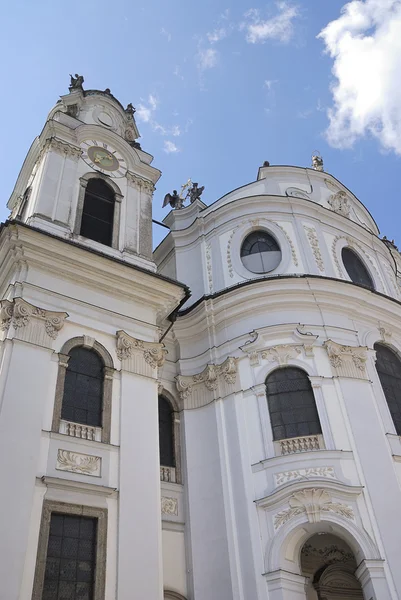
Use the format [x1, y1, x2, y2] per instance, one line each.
[265, 570, 308, 600]
[0, 298, 67, 600]
[116, 331, 166, 600]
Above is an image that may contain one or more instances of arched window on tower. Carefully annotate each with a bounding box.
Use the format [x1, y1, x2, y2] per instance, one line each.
[374, 343, 401, 435]
[266, 367, 322, 444]
[159, 396, 175, 469]
[341, 247, 374, 290]
[61, 347, 104, 428]
[80, 178, 115, 246]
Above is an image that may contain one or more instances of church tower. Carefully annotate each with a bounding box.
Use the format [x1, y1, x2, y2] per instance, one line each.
[0, 76, 187, 600]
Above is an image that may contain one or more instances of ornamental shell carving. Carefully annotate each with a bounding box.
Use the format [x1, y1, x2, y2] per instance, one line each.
[161, 496, 178, 516]
[260, 344, 302, 365]
[274, 488, 354, 529]
[56, 449, 101, 476]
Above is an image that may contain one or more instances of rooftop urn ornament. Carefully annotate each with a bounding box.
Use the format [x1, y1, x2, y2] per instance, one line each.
[163, 179, 205, 210]
[262, 160, 270, 167]
[69, 73, 84, 91]
[311, 152, 324, 172]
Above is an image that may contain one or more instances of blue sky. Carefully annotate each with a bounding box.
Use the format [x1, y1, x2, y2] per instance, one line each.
[1, 0, 401, 247]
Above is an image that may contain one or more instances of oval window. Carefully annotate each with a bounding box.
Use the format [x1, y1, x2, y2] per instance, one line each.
[240, 231, 281, 274]
[341, 247, 374, 289]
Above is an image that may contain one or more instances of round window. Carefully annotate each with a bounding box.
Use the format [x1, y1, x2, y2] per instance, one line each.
[341, 247, 374, 289]
[240, 231, 282, 274]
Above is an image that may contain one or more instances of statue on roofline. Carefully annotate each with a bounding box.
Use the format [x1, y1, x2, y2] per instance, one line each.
[163, 180, 205, 210]
[69, 74, 84, 91]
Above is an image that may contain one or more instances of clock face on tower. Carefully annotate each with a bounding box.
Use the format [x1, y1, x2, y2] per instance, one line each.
[81, 140, 127, 178]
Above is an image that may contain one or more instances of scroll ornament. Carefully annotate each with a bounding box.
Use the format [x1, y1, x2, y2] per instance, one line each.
[176, 357, 237, 402]
[0, 298, 68, 339]
[116, 330, 167, 368]
[274, 488, 354, 529]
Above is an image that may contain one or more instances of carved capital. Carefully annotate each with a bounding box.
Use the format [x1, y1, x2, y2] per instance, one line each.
[176, 357, 238, 408]
[45, 137, 82, 161]
[126, 171, 155, 194]
[116, 330, 167, 374]
[324, 340, 368, 379]
[0, 298, 68, 346]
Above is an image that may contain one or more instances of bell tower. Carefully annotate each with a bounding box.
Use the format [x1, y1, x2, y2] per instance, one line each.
[0, 76, 187, 600]
[8, 74, 160, 270]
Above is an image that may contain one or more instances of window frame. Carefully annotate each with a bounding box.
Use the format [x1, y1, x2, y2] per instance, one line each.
[240, 230, 282, 274]
[32, 501, 107, 600]
[341, 246, 375, 290]
[74, 173, 123, 250]
[52, 337, 114, 444]
[374, 342, 401, 436]
[158, 389, 182, 484]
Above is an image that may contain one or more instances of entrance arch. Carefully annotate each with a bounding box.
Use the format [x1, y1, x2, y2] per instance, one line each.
[301, 533, 363, 599]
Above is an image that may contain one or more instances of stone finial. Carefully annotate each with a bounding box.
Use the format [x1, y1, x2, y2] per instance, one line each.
[311, 153, 324, 172]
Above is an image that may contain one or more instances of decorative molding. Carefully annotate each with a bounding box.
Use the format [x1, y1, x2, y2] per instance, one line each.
[227, 226, 239, 278]
[205, 243, 213, 293]
[0, 298, 68, 347]
[383, 262, 400, 298]
[275, 466, 335, 487]
[56, 449, 101, 477]
[273, 222, 299, 266]
[42, 137, 82, 161]
[160, 466, 176, 483]
[285, 187, 311, 201]
[324, 340, 368, 379]
[116, 330, 167, 375]
[274, 488, 354, 529]
[379, 326, 392, 344]
[176, 357, 237, 409]
[304, 226, 324, 272]
[59, 419, 102, 442]
[161, 496, 178, 516]
[301, 543, 354, 564]
[126, 171, 155, 193]
[328, 190, 351, 217]
[261, 344, 302, 365]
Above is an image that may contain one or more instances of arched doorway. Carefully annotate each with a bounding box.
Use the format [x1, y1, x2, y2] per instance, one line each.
[301, 533, 364, 599]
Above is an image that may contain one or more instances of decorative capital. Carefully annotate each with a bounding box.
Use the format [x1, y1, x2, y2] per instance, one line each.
[45, 137, 82, 161]
[116, 330, 167, 375]
[324, 340, 368, 379]
[176, 357, 238, 408]
[126, 171, 155, 194]
[0, 298, 68, 347]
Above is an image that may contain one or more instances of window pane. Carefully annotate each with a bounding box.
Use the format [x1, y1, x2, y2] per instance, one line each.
[61, 348, 103, 427]
[342, 247, 374, 289]
[43, 514, 97, 600]
[241, 231, 282, 274]
[266, 367, 322, 441]
[159, 396, 175, 467]
[80, 179, 115, 247]
[375, 343, 401, 435]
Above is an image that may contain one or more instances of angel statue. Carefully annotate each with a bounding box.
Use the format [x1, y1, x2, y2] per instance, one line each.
[187, 182, 205, 204]
[69, 74, 84, 91]
[162, 190, 184, 210]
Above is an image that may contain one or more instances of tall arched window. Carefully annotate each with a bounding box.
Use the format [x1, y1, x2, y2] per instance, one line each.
[159, 396, 175, 467]
[61, 347, 104, 427]
[342, 247, 374, 289]
[80, 178, 115, 246]
[266, 367, 322, 440]
[375, 343, 401, 435]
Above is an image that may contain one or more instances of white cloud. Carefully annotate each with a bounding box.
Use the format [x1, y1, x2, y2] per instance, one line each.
[148, 94, 158, 111]
[318, 0, 401, 154]
[136, 95, 158, 123]
[244, 2, 299, 44]
[173, 65, 184, 80]
[264, 79, 278, 90]
[207, 27, 228, 43]
[197, 47, 219, 71]
[164, 140, 180, 154]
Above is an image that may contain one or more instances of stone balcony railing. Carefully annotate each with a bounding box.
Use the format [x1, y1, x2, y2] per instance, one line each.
[59, 419, 102, 442]
[160, 465, 176, 483]
[277, 434, 324, 456]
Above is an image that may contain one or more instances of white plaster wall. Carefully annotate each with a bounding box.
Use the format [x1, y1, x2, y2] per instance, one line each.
[162, 530, 188, 597]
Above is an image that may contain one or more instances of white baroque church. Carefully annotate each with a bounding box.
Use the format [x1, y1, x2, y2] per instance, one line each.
[1, 77, 401, 600]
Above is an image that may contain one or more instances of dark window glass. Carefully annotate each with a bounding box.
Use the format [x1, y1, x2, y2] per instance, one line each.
[43, 514, 97, 600]
[159, 396, 175, 467]
[240, 231, 281, 274]
[80, 179, 115, 246]
[375, 343, 401, 435]
[342, 247, 374, 289]
[61, 347, 103, 427]
[266, 367, 321, 441]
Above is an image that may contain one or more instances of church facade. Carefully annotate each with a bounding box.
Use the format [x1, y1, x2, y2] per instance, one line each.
[1, 78, 401, 600]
